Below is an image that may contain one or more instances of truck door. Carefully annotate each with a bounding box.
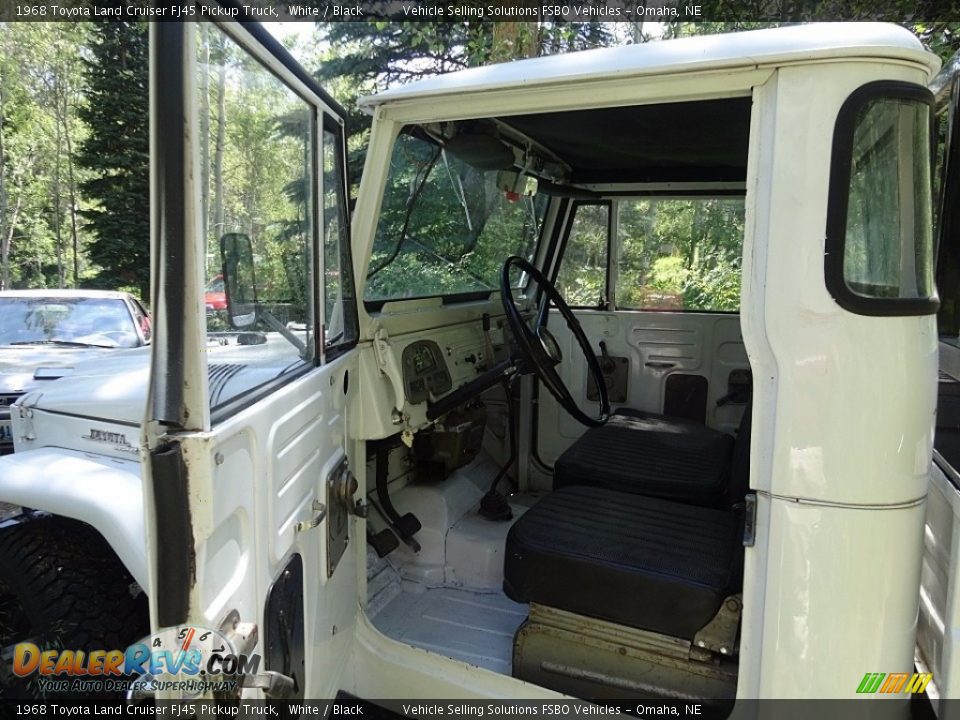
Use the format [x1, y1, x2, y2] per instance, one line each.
[141, 17, 360, 699]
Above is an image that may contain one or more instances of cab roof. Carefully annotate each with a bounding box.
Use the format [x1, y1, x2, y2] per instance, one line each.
[360, 23, 937, 112]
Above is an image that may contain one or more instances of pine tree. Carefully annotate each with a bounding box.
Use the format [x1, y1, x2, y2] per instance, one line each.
[75, 22, 149, 301]
[315, 19, 615, 185]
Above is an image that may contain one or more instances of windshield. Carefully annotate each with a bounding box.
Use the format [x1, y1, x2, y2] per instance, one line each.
[365, 131, 548, 303]
[0, 297, 140, 348]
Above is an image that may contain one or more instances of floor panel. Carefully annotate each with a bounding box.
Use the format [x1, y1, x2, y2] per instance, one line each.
[370, 585, 527, 674]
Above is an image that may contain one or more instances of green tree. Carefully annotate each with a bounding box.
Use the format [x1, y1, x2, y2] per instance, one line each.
[0, 23, 88, 291]
[314, 19, 615, 184]
[75, 21, 149, 299]
[664, 20, 960, 65]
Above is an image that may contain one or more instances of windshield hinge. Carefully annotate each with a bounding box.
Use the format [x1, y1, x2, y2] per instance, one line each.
[373, 328, 408, 425]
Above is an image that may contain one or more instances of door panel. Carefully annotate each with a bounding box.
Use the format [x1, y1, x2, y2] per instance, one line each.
[145, 16, 359, 700]
[267, 392, 338, 566]
[176, 355, 359, 697]
[536, 310, 748, 472]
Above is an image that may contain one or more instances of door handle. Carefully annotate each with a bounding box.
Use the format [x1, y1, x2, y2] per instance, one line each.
[295, 499, 326, 532]
[645, 361, 676, 369]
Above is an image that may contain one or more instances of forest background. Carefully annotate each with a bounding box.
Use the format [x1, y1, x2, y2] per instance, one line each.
[0, 15, 957, 304]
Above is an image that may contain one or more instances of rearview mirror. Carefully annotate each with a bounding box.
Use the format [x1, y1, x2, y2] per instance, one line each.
[445, 134, 515, 171]
[220, 233, 258, 330]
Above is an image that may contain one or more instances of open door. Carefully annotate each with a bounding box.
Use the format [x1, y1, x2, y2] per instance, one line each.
[918, 54, 960, 710]
[141, 14, 360, 699]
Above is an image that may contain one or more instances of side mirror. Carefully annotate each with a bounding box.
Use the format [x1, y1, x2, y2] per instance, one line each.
[220, 232, 258, 330]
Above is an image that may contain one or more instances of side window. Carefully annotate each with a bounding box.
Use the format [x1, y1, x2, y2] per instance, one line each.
[616, 198, 744, 312]
[826, 82, 937, 315]
[322, 124, 358, 357]
[555, 203, 610, 307]
[198, 25, 316, 412]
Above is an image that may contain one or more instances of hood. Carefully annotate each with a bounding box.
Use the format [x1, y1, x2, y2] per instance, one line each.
[19, 348, 152, 425]
[20, 335, 304, 428]
[0, 344, 120, 394]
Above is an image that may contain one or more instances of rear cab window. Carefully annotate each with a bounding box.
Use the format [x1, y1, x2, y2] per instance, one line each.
[826, 81, 937, 316]
[557, 197, 745, 312]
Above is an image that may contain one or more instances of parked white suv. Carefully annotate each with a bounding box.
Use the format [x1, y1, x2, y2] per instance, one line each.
[0, 289, 150, 454]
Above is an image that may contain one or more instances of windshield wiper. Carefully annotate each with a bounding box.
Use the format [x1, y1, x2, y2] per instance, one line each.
[9, 340, 116, 349]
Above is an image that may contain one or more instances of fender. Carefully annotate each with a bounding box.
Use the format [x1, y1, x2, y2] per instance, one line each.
[0, 447, 146, 588]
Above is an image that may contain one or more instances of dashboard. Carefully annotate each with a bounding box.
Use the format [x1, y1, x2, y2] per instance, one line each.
[401, 340, 453, 404]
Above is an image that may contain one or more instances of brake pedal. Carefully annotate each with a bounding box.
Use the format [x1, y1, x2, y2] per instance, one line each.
[368, 528, 400, 558]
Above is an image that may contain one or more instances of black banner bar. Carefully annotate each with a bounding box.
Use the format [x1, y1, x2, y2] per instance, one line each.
[2, 0, 959, 22]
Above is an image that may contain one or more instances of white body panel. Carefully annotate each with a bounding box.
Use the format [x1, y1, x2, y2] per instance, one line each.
[737, 59, 937, 697]
[0, 448, 147, 586]
[742, 493, 925, 697]
[741, 61, 938, 506]
[360, 23, 931, 109]
[919, 460, 960, 706]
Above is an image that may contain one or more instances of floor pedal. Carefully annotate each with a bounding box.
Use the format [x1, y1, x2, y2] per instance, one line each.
[368, 528, 400, 558]
[396, 513, 422, 538]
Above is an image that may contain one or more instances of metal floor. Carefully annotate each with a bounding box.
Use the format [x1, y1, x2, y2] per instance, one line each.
[370, 585, 527, 674]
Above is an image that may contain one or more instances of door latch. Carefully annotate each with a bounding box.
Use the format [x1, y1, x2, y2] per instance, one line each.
[295, 499, 326, 533]
[327, 456, 359, 576]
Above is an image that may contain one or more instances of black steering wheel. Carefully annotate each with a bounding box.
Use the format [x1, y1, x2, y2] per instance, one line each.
[500, 256, 609, 428]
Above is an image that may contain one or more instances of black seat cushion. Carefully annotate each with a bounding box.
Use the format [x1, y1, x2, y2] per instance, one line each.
[554, 409, 735, 506]
[504, 485, 740, 639]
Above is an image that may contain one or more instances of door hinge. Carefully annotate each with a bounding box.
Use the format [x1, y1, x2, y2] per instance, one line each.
[219, 610, 296, 699]
[244, 670, 296, 698]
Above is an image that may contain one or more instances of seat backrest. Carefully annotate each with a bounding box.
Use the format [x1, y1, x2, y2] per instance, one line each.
[727, 395, 753, 504]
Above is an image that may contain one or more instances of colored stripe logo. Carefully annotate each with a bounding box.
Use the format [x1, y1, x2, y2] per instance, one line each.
[857, 672, 932, 694]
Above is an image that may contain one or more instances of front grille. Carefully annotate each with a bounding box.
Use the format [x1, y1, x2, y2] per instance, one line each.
[0, 394, 22, 409]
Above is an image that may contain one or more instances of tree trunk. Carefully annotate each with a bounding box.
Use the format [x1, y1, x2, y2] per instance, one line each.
[63, 101, 80, 288]
[492, 23, 538, 62]
[2, 194, 20, 292]
[53, 115, 64, 288]
[0, 83, 9, 291]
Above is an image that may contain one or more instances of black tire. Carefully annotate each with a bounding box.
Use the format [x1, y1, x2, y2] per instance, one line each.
[0, 517, 149, 699]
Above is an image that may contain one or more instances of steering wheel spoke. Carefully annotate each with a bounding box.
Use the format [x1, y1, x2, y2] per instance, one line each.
[500, 256, 609, 428]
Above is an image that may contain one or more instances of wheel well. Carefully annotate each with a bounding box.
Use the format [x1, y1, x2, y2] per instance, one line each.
[0, 516, 150, 655]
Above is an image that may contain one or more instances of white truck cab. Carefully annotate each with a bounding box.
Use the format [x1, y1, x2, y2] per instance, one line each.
[0, 14, 955, 710]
